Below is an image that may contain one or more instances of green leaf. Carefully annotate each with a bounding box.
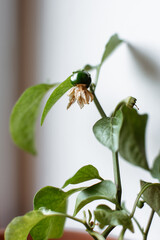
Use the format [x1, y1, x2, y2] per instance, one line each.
[141, 181, 160, 216]
[10, 83, 56, 154]
[31, 185, 83, 239]
[62, 165, 103, 188]
[74, 180, 117, 216]
[87, 230, 106, 240]
[83, 64, 99, 71]
[41, 76, 73, 125]
[100, 34, 123, 65]
[93, 109, 123, 152]
[4, 209, 66, 240]
[32, 186, 67, 239]
[151, 154, 160, 181]
[94, 205, 134, 233]
[119, 105, 149, 170]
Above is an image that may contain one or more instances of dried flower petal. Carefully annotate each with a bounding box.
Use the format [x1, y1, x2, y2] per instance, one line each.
[67, 84, 94, 109]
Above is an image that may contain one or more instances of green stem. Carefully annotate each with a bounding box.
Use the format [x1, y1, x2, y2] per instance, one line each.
[91, 85, 122, 209]
[91, 87, 122, 238]
[118, 228, 126, 240]
[133, 215, 145, 235]
[112, 151, 122, 209]
[124, 207, 144, 235]
[102, 226, 115, 238]
[90, 84, 107, 118]
[143, 210, 155, 240]
[64, 214, 90, 230]
[64, 214, 97, 240]
[130, 183, 153, 218]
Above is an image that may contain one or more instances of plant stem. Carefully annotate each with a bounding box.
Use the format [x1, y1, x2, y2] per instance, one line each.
[91, 85, 122, 209]
[112, 151, 122, 209]
[143, 210, 155, 240]
[90, 85, 107, 118]
[126, 210, 144, 235]
[118, 228, 126, 240]
[130, 183, 152, 218]
[91, 87, 123, 238]
[64, 214, 97, 240]
[102, 226, 115, 238]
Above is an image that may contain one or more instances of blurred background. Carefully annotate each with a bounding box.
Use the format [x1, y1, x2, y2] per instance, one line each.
[1, 0, 160, 239]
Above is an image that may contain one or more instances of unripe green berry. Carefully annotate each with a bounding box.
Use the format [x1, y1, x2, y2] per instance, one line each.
[71, 71, 91, 88]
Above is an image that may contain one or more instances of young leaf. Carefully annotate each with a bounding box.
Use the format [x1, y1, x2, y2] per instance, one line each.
[93, 109, 123, 152]
[141, 181, 160, 216]
[4, 209, 66, 240]
[10, 83, 56, 155]
[41, 76, 73, 125]
[151, 154, 160, 181]
[74, 180, 117, 216]
[62, 164, 103, 188]
[94, 205, 134, 233]
[119, 105, 149, 170]
[100, 34, 123, 65]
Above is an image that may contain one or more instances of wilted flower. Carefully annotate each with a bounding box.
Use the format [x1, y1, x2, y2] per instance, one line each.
[67, 84, 94, 109]
[125, 96, 139, 110]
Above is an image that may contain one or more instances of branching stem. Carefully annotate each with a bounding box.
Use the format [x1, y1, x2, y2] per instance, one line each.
[143, 209, 155, 240]
[102, 226, 115, 238]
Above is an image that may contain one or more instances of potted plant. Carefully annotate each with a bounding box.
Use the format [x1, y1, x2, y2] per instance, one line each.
[4, 34, 160, 240]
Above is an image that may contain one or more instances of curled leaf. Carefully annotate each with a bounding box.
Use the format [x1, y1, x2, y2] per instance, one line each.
[74, 180, 117, 216]
[94, 205, 134, 233]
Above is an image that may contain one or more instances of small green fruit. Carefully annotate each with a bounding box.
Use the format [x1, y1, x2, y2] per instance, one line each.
[71, 71, 91, 88]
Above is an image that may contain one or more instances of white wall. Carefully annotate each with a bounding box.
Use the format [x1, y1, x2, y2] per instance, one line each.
[34, 1, 160, 239]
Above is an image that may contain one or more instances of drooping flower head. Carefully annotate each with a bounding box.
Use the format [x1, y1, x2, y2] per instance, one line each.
[67, 71, 94, 109]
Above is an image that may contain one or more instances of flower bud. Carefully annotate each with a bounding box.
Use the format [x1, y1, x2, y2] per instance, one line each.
[137, 200, 144, 209]
[125, 96, 139, 110]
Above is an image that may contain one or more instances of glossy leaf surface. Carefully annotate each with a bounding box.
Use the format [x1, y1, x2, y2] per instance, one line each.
[5, 209, 66, 240]
[31, 186, 84, 239]
[119, 105, 149, 170]
[93, 110, 123, 152]
[32, 186, 67, 239]
[74, 180, 117, 215]
[141, 181, 160, 216]
[62, 165, 103, 188]
[94, 205, 134, 232]
[151, 154, 160, 181]
[10, 83, 56, 154]
[41, 76, 73, 125]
